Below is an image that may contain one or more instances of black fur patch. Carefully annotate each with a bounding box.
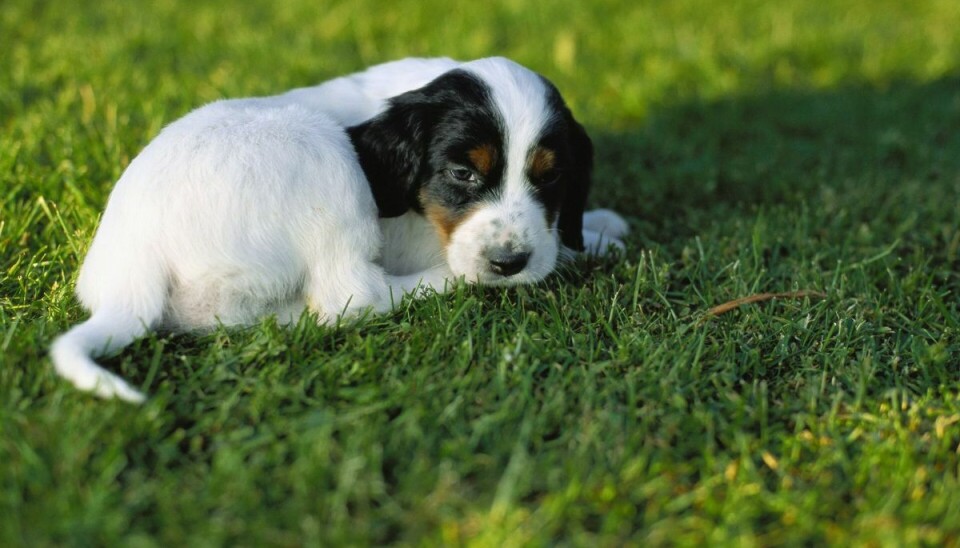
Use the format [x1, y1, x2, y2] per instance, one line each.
[347, 70, 504, 218]
[537, 77, 593, 251]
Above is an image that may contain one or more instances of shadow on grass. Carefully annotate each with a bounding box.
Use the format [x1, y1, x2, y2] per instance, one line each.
[588, 76, 960, 248]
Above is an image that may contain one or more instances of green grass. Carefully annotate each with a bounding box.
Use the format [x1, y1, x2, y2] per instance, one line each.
[3, 0, 960, 544]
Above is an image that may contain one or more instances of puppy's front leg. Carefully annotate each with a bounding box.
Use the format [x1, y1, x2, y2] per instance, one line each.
[307, 262, 454, 323]
[384, 265, 455, 304]
[582, 208, 629, 256]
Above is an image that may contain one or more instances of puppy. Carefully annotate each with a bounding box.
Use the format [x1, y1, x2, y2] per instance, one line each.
[51, 57, 629, 402]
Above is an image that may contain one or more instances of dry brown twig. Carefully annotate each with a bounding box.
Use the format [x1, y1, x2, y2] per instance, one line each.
[704, 290, 827, 317]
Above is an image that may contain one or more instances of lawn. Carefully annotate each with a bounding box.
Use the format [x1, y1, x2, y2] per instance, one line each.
[3, 0, 960, 544]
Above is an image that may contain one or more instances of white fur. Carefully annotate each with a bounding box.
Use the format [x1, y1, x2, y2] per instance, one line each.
[278, 57, 460, 126]
[583, 208, 630, 253]
[51, 57, 628, 402]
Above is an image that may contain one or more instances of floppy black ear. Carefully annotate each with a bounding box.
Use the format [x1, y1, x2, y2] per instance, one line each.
[347, 97, 432, 218]
[557, 116, 593, 251]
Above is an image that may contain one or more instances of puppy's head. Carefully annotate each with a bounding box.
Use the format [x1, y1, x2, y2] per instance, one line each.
[348, 57, 592, 285]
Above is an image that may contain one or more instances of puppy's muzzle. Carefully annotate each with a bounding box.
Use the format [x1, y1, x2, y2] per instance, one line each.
[484, 246, 531, 277]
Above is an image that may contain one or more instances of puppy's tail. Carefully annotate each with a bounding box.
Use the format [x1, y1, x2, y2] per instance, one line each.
[50, 304, 160, 404]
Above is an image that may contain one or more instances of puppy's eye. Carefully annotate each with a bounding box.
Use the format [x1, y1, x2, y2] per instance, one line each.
[446, 168, 478, 184]
[536, 170, 563, 186]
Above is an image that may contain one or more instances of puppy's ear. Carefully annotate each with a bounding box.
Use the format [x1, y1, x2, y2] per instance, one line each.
[348, 95, 432, 218]
[557, 115, 593, 251]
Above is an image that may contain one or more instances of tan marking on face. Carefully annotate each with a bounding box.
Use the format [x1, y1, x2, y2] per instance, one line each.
[468, 144, 497, 176]
[529, 147, 556, 179]
[529, 147, 561, 228]
[421, 189, 484, 247]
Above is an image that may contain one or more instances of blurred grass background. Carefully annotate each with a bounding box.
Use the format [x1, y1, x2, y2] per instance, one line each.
[3, 0, 960, 545]
[6, 0, 960, 123]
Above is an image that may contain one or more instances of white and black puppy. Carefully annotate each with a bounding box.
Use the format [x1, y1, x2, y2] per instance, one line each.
[51, 57, 629, 403]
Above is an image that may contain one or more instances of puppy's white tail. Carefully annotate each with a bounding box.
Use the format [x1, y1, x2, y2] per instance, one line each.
[50, 306, 157, 403]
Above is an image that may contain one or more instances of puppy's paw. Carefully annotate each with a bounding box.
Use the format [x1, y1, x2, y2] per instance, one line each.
[582, 229, 626, 257]
[583, 209, 630, 239]
[385, 265, 457, 301]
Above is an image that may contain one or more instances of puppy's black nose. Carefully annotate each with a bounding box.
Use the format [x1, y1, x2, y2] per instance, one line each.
[486, 248, 531, 277]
